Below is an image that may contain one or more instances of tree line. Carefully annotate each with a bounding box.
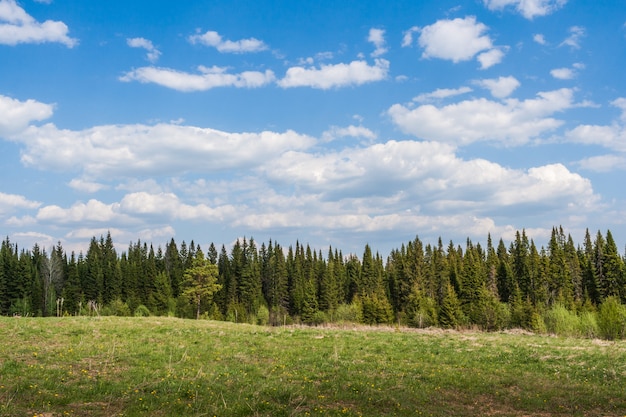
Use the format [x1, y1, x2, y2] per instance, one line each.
[1, 226, 625, 338]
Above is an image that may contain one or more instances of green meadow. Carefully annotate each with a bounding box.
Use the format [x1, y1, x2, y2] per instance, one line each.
[1, 317, 625, 417]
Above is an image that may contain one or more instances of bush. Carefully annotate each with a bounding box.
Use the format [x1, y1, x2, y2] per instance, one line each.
[578, 311, 599, 339]
[256, 305, 270, 325]
[108, 298, 131, 316]
[333, 303, 363, 324]
[597, 296, 626, 340]
[134, 304, 151, 317]
[308, 310, 328, 326]
[469, 290, 511, 331]
[544, 304, 580, 337]
[361, 294, 393, 325]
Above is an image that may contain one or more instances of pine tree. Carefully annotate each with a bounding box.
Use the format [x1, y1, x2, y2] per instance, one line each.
[181, 250, 221, 319]
[601, 230, 624, 300]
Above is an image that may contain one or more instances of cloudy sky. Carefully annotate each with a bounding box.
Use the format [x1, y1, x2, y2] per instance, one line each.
[1, 0, 625, 256]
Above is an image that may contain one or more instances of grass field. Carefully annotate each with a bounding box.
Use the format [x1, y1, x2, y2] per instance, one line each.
[1, 316, 625, 417]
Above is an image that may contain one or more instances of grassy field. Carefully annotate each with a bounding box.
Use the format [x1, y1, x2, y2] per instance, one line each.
[1, 317, 625, 417]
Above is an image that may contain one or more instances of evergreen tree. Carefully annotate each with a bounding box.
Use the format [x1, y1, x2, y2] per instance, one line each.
[181, 250, 221, 319]
[601, 230, 624, 300]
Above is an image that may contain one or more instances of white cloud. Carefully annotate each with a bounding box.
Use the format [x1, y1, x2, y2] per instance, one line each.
[417, 16, 505, 68]
[560, 26, 585, 49]
[533, 33, 547, 44]
[550, 67, 574, 80]
[127, 37, 161, 63]
[474, 76, 520, 98]
[402, 26, 420, 47]
[0, 94, 54, 136]
[36, 199, 124, 224]
[120, 66, 275, 92]
[564, 98, 626, 153]
[368, 28, 387, 57]
[576, 155, 626, 172]
[388, 88, 578, 146]
[483, 0, 568, 19]
[278, 59, 389, 89]
[611, 97, 626, 121]
[260, 140, 597, 218]
[477, 47, 506, 69]
[15, 122, 316, 178]
[322, 125, 377, 142]
[188, 30, 267, 53]
[0, 0, 76, 47]
[566, 124, 626, 152]
[68, 178, 108, 193]
[120, 192, 237, 221]
[0, 191, 41, 215]
[413, 87, 472, 103]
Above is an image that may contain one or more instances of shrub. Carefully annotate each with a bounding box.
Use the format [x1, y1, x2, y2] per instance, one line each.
[108, 298, 131, 316]
[309, 310, 328, 326]
[578, 311, 599, 339]
[334, 302, 363, 324]
[597, 296, 626, 340]
[134, 304, 151, 317]
[544, 304, 580, 337]
[256, 305, 270, 325]
[470, 289, 511, 331]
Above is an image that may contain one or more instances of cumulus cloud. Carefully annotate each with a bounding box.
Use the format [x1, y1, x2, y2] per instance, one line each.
[611, 97, 626, 121]
[576, 155, 626, 172]
[388, 88, 579, 146]
[550, 67, 574, 80]
[416, 16, 505, 67]
[127, 37, 161, 63]
[474, 76, 520, 98]
[0, 94, 54, 137]
[322, 125, 377, 142]
[14, 122, 316, 178]
[566, 124, 626, 153]
[68, 178, 108, 193]
[0, 191, 41, 215]
[483, 0, 568, 19]
[413, 87, 472, 103]
[401, 26, 420, 47]
[119, 66, 275, 92]
[278, 59, 389, 89]
[260, 140, 597, 219]
[560, 26, 585, 49]
[368, 28, 387, 57]
[565, 98, 626, 154]
[120, 192, 237, 221]
[188, 30, 268, 53]
[36, 199, 124, 224]
[0, 0, 76, 46]
[477, 47, 507, 69]
[533, 34, 547, 44]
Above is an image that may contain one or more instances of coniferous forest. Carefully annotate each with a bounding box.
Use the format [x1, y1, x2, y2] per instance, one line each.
[1, 226, 626, 339]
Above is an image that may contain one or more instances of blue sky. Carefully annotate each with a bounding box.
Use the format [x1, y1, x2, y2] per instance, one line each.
[1, 0, 625, 256]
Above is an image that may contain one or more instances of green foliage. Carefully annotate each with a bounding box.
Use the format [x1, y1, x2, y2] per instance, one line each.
[469, 289, 511, 331]
[361, 293, 393, 325]
[108, 298, 131, 316]
[439, 285, 466, 329]
[577, 311, 599, 339]
[2, 227, 626, 339]
[405, 288, 438, 328]
[182, 251, 222, 319]
[597, 296, 626, 340]
[543, 304, 581, 337]
[333, 302, 363, 324]
[256, 304, 270, 325]
[134, 304, 151, 317]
